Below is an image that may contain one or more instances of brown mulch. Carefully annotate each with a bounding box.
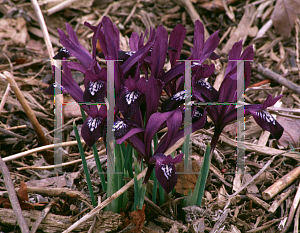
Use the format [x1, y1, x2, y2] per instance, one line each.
[0, 0, 300, 232]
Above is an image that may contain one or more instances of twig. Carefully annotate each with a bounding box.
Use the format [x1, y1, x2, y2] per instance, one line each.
[45, 116, 82, 136]
[3, 140, 85, 162]
[0, 155, 30, 233]
[198, 129, 300, 161]
[282, 183, 300, 233]
[262, 166, 300, 200]
[17, 149, 106, 171]
[12, 186, 92, 205]
[0, 53, 12, 115]
[294, 202, 300, 233]
[157, 216, 187, 230]
[144, 196, 169, 218]
[30, 198, 59, 233]
[12, 59, 45, 71]
[209, 208, 229, 233]
[0, 126, 27, 140]
[224, 153, 281, 210]
[0, 83, 11, 115]
[62, 168, 148, 233]
[46, 0, 77, 16]
[1, 72, 52, 163]
[245, 219, 282, 233]
[172, 0, 210, 40]
[268, 188, 292, 213]
[246, 193, 270, 211]
[255, 63, 300, 95]
[30, 0, 54, 64]
[123, 0, 140, 26]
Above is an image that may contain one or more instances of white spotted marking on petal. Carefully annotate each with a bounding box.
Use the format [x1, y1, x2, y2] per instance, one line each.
[197, 80, 213, 91]
[113, 121, 127, 131]
[256, 110, 276, 126]
[172, 90, 190, 101]
[124, 51, 136, 56]
[89, 81, 103, 96]
[193, 109, 202, 118]
[61, 47, 70, 55]
[125, 91, 139, 105]
[87, 118, 101, 132]
[191, 62, 201, 67]
[53, 82, 64, 90]
[161, 164, 173, 180]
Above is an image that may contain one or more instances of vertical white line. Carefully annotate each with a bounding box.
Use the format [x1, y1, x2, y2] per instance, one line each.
[54, 59, 62, 173]
[106, 60, 115, 177]
[184, 60, 192, 173]
[236, 60, 245, 174]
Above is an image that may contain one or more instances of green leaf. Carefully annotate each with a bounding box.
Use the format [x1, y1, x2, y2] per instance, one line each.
[134, 174, 139, 211]
[159, 183, 164, 206]
[192, 143, 211, 206]
[138, 184, 147, 209]
[92, 145, 107, 192]
[73, 121, 96, 207]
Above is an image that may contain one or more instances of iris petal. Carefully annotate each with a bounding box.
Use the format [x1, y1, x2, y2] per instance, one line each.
[251, 110, 284, 139]
[81, 116, 105, 147]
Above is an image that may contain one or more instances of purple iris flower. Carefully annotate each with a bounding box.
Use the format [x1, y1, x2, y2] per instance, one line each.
[47, 16, 284, 194]
[192, 41, 284, 153]
[149, 153, 184, 193]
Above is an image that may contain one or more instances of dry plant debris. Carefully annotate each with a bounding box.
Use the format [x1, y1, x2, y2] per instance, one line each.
[0, 0, 300, 232]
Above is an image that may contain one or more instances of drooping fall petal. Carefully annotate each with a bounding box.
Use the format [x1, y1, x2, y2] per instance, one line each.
[149, 153, 184, 193]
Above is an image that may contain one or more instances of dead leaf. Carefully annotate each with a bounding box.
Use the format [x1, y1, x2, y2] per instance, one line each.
[271, 0, 300, 39]
[0, 17, 28, 46]
[17, 181, 28, 202]
[130, 204, 146, 233]
[0, 181, 37, 210]
[175, 155, 203, 195]
[277, 116, 300, 149]
[199, 0, 239, 12]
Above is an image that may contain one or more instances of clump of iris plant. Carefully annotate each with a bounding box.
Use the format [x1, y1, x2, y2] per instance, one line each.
[46, 17, 284, 194]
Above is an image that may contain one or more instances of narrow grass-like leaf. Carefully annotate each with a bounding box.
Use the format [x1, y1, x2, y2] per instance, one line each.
[134, 174, 139, 211]
[138, 184, 147, 209]
[192, 143, 211, 206]
[183, 134, 190, 167]
[73, 121, 96, 207]
[115, 143, 124, 212]
[159, 183, 164, 206]
[125, 144, 134, 177]
[92, 145, 107, 192]
[185, 188, 193, 206]
[80, 108, 87, 121]
[152, 170, 158, 204]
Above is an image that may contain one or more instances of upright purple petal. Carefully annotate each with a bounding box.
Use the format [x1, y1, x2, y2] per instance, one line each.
[150, 25, 168, 79]
[169, 24, 186, 68]
[58, 24, 92, 68]
[146, 77, 163, 121]
[199, 30, 220, 64]
[122, 28, 156, 76]
[129, 32, 139, 51]
[191, 21, 204, 60]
